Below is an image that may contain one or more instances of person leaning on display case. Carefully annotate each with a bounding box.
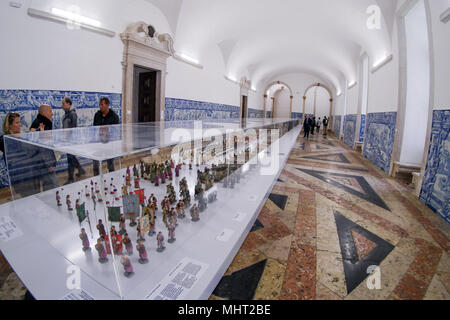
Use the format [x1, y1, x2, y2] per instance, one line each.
[62, 97, 86, 184]
[1, 113, 41, 198]
[92, 97, 120, 176]
[29, 104, 59, 191]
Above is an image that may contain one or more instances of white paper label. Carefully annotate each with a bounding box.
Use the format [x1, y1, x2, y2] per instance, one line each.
[0, 216, 23, 242]
[216, 228, 234, 242]
[145, 258, 209, 300]
[61, 289, 95, 300]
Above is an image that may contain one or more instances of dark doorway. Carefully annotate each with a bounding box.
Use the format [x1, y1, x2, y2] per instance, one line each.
[241, 95, 248, 119]
[134, 66, 157, 123]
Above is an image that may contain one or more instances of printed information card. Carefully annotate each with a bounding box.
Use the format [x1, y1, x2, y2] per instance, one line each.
[0, 216, 23, 242]
[145, 257, 209, 300]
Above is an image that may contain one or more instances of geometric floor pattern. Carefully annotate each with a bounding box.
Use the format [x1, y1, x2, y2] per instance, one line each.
[209, 132, 450, 300]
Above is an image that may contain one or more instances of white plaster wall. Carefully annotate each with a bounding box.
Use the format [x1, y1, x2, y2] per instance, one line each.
[428, 0, 450, 110]
[273, 88, 291, 118]
[305, 88, 315, 115]
[315, 86, 331, 120]
[347, 84, 359, 115]
[367, 17, 400, 113]
[399, 0, 430, 165]
[334, 93, 346, 116]
[0, 0, 171, 93]
[165, 41, 240, 106]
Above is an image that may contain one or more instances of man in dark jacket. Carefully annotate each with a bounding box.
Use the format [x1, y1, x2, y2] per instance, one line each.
[30, 104, 59, 191]
[311, 117, 316, 135]
[323, 116, 329, 135]
[93, 97, 120, 176]
[303, 115, 312, 139]
[62, 97, 85, 184]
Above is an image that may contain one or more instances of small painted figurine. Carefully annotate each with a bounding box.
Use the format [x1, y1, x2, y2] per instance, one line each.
[190, 204, 200, 222]
[95, 239, 108, 263]
[112, 235, 123, 255]
[130, 217, 137, 227]
[148, 212, 156, 236]
[104, 180, 108, 191]
[125, 174, 131, 187]
[85, 185, 90, 197]
[110, 225, 118, 236]
[66, 195, 73, 211]
[133, 164, 137, 177]
[119, 214, 127, 235]
[97, 219, 106, 238]
[169, 208, 178, 226]
[75, 198, 80, 210]
[156, 231, 165, 252]
[154, 174, 159, 187]
[95, 182, 99, 193]
[137, 223, 145, 242]
[122, 185, 128, 197]
[110, 184, 115, 195]
[175, 165, 180, 177]
[98, 192, 103, 203]
[122, 233, 133, 255]
[161, 171, 166, 184]
[56, 191, 62, 206]
[168, 168, 173, 181]
[126, 166, 131, 176]
[162, 206, 169, 228]
[79, 228, 90, 251]
[189, 163, 192, 170]
[120, 255, 134, 278]
[134, 176, 140, 189]
[136, 239, 148, 264]
[176, 200, 185, 219]
[167, 222, 176, 243]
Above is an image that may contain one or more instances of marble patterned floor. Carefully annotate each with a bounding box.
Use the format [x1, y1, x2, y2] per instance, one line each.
[1, 131, 449, 300]
[209, 132, 450, 300]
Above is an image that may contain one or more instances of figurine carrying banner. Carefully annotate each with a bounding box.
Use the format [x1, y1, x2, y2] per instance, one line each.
[123, 194, 140, 221]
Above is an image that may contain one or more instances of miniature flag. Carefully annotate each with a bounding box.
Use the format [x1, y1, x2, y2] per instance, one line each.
[123, 194, 140, 220]
[76, 203, 86, 224]
[140, 215, 150, 235]
[135, 189, 145, 205]
[108, 207, 121, 222]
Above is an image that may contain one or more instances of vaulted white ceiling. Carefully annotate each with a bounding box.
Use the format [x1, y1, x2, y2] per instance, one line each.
[147, 0, 397, 94]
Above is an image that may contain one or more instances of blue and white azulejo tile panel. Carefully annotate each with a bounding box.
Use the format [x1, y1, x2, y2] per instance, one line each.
[359, 114, 366, 143]
[419, 110, 450, 224]
[363, 112, 397, 174]
[334, 115, 341, 139]
[343, 114, 357, 147]
[291, 112, 303, 120]
[248, 108, 264, 118]
[164, 97, 239, 121]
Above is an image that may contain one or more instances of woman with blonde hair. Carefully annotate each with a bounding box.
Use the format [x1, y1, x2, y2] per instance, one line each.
[0, 112, 39, 198]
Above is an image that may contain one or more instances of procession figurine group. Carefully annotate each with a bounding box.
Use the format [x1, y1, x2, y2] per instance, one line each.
[63, 156, 242, 279]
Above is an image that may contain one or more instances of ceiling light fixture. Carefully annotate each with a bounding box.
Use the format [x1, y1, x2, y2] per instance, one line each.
[179, 53, 199, 65]
[371, 54, 393, 73]
[51, 8, 101, 27]
[27, 7, 115, 37]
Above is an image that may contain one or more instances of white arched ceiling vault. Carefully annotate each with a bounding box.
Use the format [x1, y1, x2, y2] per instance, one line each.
[152, 0, 396, 96]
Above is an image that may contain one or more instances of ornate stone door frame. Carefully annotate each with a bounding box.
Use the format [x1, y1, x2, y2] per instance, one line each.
[120, 22, 175, 124]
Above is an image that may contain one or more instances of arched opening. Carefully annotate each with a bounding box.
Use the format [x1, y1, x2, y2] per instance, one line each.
[263, 81, 293, 119]
[303, 83, 333, 134]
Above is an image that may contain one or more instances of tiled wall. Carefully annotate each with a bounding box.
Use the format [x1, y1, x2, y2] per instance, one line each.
[359, 114, 366, 143]
[0, 89, 122, 188]
[363, 112, 397, 174]
[343, 114, 357, 147]
[334, 115, 341, 139]
[419, 110, 449, 224]
[248, 108, 264, 119]
[164, 97, 239, 121]
[266, 111, 272, 118]
[291, 112, 303, 120]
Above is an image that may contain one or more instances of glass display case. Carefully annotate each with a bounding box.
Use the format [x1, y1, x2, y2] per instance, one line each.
[0, 118, 301, 300]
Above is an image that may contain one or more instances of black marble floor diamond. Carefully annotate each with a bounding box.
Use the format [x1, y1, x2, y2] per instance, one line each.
[297, 168, 390, 211]
[277, 178, 284, 183]
[268, 193, 288, 211]
[250, 219, 264, 233]
[300, 153, 351, 164]
[334, 211, 394, 294]
[337, 166, 369, 172]
[212, 259, 267, 300]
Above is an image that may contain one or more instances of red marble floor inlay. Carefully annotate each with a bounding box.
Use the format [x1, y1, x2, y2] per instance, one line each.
[351, 228, 377, 261]
[280, 190, 317, 300]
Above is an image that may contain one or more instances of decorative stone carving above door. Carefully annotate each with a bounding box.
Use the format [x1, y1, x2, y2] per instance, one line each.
[120, 22, 175, 124]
